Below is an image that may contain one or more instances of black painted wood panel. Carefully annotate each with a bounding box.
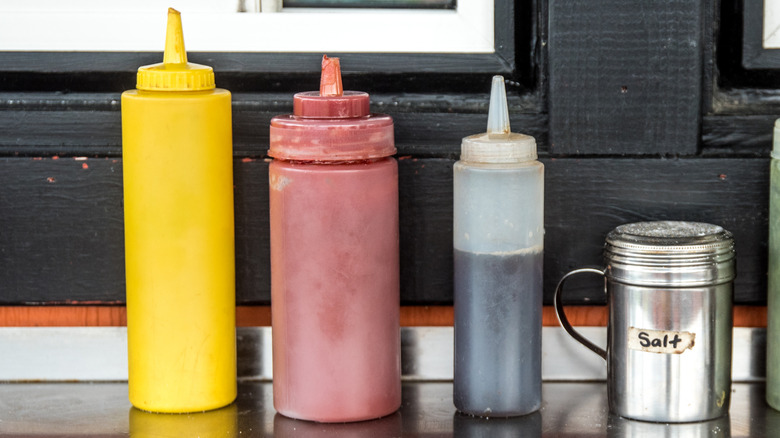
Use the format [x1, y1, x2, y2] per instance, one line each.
[544, 157, 768, 305]
[399, 158, 454, 304]
[702, 115, 774, 156]
[0, 53, 513, 77]
[0, 156, 769, 305]
[0, 92, 547, 158]
[549, 0, 703, 155]
[0, 157, 125, 304]
[233, 159, 270, 304]
[0, 0, 777, 311]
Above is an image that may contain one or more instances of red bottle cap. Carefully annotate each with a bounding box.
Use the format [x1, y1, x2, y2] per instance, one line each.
[270, 55, 395, 161]
[292, 55, 370, 119]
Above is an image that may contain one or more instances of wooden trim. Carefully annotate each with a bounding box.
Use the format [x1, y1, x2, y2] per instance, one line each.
[0, 306, 127, 327]
[734, 305, 768, 327]
[400, 306, 453, 326]
[0, 305, 768, 328]
[236, 306, 272, 326]
[541, 306, 607, 327]
[542, 306, 768, 328]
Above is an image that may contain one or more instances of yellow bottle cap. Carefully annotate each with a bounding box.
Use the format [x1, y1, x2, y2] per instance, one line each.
[136, 8, 215, 91]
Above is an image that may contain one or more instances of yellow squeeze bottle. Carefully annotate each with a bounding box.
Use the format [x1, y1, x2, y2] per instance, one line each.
[122, 8, 236, 413]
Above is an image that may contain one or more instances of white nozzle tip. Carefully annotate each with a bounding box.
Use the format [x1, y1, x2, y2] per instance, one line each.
[487, 75, 510, 136]
[460, 75, 536, 164]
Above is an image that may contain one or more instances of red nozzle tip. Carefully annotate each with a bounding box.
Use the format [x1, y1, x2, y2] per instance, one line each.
[320, 55, 343, 97]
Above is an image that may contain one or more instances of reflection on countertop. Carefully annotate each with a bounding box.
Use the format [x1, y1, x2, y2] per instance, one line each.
[0, 382, 772, 437]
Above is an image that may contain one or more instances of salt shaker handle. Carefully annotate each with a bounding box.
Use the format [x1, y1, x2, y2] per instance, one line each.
[553, 268, 608, 361]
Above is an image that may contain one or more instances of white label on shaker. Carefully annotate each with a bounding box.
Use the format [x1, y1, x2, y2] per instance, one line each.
[627, 327, 695, 354]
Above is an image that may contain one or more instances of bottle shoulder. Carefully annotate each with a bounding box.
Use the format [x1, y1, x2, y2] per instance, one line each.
[454, 160, 543, 171]
[122, 88, 231, 101]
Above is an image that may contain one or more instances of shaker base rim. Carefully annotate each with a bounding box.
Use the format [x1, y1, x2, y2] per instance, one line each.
[611, 410, 729, 424]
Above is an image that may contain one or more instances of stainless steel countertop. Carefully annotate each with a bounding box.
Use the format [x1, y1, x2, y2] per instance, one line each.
[0, 327, 767, 383]
[0, 382, 772, 437]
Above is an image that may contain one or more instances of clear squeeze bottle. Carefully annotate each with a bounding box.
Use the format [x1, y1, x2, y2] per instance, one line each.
[453, 75, 544, 417]
[269, 55, 400, 422]
[122, 8, 236, 413]
[768, 119, 780, 409]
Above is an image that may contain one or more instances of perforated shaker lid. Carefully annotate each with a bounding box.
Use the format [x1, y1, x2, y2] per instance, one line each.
[604, 221, 735, 286]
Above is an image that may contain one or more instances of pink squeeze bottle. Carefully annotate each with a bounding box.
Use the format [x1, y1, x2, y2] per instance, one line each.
[268, 55, 401, 423]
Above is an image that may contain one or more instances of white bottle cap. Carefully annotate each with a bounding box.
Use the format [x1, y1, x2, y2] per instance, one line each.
[461, 75, 537, 164]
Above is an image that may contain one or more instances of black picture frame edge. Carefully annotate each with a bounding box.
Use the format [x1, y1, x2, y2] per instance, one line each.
[741, 0, 780, 69]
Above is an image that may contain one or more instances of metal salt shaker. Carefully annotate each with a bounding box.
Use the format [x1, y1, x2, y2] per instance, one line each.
[555, 221, 735, 423]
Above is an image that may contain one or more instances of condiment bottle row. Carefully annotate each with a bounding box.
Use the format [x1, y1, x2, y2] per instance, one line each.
[118, 8, 757, 427]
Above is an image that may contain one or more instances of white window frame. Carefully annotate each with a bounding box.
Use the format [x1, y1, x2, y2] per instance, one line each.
[0, 0, 494, 54]
[765, 0, 780, 48]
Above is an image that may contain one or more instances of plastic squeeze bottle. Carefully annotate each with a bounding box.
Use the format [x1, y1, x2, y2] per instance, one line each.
[122, 8, 236, 413]
[768, 119, 780, 410]
[453, 75, 544, 417]
[269, 55, 400, 422]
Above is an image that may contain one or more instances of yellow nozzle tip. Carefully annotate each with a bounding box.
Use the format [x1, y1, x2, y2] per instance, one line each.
[135, 8, 214, 91]
[163, 7, 187, 65]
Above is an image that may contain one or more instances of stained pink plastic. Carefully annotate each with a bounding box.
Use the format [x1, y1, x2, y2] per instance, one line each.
[292, 90, 369, 119]
[268, 55, 401, 422]
[269, 109, 394, 161]
[270, 56, 394, 161]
